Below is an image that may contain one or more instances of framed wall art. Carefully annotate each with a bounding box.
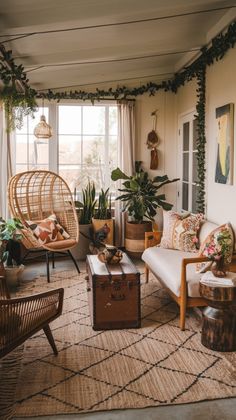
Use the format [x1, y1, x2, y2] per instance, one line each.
[215, 103, 234, 185]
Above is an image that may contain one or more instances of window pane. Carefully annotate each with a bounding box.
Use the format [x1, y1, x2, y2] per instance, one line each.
[80, 165, 106, 191]
[16, 115, 28, 134]
[59, 135, 81, 164]
[192, 152, 198, 183]
[59, 165, 81, 191]
[183, 122, 189, 151]
[182, 182, 189, 211]
[83, 106, 105, 135]
[109, 107, 118, 135]
[183, 153, 189, 182]
[58, 106, 81, 134]
[15, 164, 28, 173]
[29, 135, 49, 165]
[109, 136, 118, 168]
[193, 118, 198, 150]
[83, 136, 105, 164]
[29, 107, 49, 134]
[16, 135, 28, 163]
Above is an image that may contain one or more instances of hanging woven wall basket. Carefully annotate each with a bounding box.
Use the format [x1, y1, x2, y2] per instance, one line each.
[146, 110, 159, 170]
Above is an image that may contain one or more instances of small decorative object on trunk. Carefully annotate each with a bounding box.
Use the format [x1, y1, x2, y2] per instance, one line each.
[202, 225, 233, 278]
[98, 246, 123, 265]
[146, 110, 160, 170]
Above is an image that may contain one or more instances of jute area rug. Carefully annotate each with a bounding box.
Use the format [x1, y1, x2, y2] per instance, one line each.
[14, 262, 236, 417]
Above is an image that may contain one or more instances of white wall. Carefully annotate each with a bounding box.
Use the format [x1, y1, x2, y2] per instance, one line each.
[135, 46, 236, 231]
[135, 91, 176, 227]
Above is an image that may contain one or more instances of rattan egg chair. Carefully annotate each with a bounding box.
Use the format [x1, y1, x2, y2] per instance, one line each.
[8, 170, 80, 282]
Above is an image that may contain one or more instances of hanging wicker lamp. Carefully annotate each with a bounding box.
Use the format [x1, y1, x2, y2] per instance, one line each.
[34, 99, 52, 139]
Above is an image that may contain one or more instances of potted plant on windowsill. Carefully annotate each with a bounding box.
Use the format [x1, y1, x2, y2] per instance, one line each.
[111, 161, 179, 256]
[0, 217, 24, 288]
[72, 182, 97, 260]
[92, 188, 114, 245]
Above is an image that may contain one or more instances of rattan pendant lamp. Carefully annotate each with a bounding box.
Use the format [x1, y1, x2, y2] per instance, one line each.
[34, 98, 52, 139]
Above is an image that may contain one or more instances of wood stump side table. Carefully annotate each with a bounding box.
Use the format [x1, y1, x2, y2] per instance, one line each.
[199, 273, 236, 352]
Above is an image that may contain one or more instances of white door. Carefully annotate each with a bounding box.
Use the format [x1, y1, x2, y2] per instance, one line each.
[177, 111, 198, 213]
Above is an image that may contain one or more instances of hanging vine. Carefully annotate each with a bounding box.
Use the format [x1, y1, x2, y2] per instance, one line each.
[195, 65, 206, 213]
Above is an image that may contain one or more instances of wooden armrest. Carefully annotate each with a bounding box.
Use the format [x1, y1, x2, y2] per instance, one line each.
[182, 256, 209, 268]
[145, 231, 162, 249]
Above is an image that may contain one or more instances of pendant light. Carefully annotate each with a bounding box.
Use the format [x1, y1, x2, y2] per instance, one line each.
[34, 98, 52, 139]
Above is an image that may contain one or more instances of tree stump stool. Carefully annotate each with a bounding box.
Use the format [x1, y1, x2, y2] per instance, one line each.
[199, 278, 236, 352]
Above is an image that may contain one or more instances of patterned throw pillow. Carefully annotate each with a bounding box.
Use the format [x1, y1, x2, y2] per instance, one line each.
[26, 214, 69, 245]
[160, 211, 204, 252]
[196, 223, 234, 273]
[48, 214, 70, 239]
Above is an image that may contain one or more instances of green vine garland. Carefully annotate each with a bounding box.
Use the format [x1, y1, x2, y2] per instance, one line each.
[0, 20, 236, 211]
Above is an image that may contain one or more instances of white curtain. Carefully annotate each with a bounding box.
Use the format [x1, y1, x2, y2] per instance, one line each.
[115, 100, 135, 247]
[0, 105, 13, 220]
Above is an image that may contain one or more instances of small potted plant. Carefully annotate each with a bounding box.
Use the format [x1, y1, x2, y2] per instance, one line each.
[0, 217, 24, 288]
[72, 182, 97, 260]
[111, 161, 179, 256]
[92, 188, 114, 245]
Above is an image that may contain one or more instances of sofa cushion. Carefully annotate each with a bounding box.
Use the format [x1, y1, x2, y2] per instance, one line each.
[199, 220, 219, 245]
[160, 211, 204, 252]
[142, 246, 202, 298]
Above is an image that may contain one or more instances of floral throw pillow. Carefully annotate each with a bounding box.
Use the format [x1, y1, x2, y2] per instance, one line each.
[160, 211, 204, 252]
[196, 223, 234, 273]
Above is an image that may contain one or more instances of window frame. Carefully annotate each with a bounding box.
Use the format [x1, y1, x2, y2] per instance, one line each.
[14, 100, 118, 193]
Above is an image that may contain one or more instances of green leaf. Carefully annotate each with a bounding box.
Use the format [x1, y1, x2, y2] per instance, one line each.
[111, 168, 130, 181]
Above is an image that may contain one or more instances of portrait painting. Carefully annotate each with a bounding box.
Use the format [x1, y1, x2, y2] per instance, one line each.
[215, 103, 234, 185]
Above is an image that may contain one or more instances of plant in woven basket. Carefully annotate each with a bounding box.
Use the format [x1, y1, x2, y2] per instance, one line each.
[111, 161, 179, 223]
[0, 217, 24, 267]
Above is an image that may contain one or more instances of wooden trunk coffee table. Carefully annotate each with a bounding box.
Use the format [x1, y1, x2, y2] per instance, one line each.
[199, 272, 236, 352]
[86, 253, 141, 330]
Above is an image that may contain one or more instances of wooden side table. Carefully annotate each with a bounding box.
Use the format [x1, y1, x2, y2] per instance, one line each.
[199, 272, 236, 352]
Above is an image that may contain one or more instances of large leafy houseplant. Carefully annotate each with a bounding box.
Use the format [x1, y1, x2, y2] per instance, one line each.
[0, 217, 23, 266]
[111, 161, 179, 223]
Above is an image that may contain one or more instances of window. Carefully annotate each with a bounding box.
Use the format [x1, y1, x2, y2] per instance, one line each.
[15, 107, 49, 173]
[178, 112, 199, 213]
[58, 104, 118, 192]
[14, 103, 118, 193]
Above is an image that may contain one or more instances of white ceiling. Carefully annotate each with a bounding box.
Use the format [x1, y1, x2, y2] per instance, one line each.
[0, 0, 235, 91]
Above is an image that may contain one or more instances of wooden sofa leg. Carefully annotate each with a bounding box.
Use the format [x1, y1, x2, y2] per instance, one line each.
[180, 296, 186, 331]
[145, 265, 149, 283]
[43, 325, 58, 355]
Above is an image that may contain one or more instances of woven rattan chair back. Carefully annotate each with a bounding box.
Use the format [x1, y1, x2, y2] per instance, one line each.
[8, 170, 79, 247]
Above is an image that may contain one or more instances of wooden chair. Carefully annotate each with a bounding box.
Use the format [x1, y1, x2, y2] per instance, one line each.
[8, 170, 80, 282]
[0, 276, 64, 358]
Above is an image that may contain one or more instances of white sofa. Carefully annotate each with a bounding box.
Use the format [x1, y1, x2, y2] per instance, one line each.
[142, 220, 219, 330]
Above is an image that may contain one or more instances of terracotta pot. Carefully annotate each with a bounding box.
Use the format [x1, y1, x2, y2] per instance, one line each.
[125, 220, 152, 257]
[92, 218, 114, 245]
[71, 224, 93, 261]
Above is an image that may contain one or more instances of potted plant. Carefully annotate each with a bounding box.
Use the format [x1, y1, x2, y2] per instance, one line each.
[0, 217, 24, 288]
[92, 188, 114, 245]
[72, 182, 97, 260]
[111, 161, 179, 256]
